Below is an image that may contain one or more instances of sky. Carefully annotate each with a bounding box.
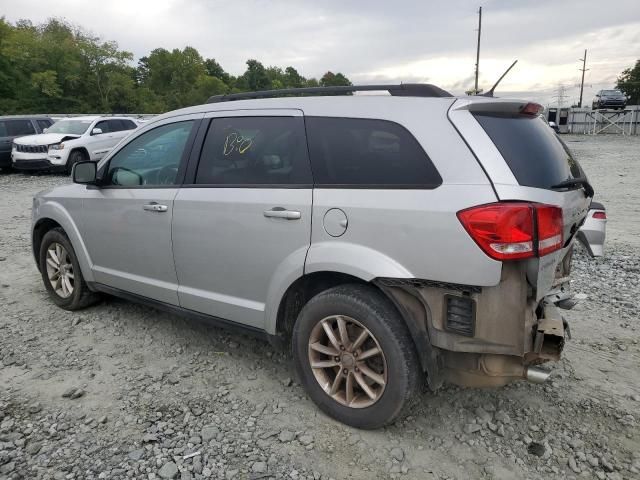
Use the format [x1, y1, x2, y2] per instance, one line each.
[3, 0, 640, 106]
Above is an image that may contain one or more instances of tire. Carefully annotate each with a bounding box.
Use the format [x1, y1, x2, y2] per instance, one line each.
[66, 150, 87, 175]
[39, 227, 98, 310]
[292, 284, 420, 429]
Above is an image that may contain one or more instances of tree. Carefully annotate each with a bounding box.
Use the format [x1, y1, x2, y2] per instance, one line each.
[0, 16, 354, 114]
[617, 60, 640, 105]
[243, 59, 271, 91]
[204, 58, 230, 85]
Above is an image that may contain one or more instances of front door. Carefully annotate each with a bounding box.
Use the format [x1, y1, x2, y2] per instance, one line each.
[172, 111, 312, 329]
[80, 117, 200, 304]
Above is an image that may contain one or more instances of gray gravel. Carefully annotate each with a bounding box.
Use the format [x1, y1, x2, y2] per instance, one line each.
[1, 134, 639, 479]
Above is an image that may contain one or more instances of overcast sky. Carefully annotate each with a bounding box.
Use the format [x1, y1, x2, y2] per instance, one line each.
[4, 0, 640, 106]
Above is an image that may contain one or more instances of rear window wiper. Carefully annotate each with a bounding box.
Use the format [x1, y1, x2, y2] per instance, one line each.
[551, 177, 594, 197]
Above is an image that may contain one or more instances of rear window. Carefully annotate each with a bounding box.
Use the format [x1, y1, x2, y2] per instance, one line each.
[305, 117, 442, 188]
[473, 113, 582, 189]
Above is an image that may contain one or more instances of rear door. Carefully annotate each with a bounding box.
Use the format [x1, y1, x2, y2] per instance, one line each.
[171, 110, 312, 329]
[449, 100, 592, 299]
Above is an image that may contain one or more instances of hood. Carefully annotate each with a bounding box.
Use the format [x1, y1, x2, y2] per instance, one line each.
[14, 133, 81, 146]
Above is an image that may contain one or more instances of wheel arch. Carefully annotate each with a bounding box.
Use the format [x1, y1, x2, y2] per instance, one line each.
[273, 270, 442, 389]
[32, 205, 94, 283]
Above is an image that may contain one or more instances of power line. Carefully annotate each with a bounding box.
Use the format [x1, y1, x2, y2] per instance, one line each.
[552, 85, 569, 108]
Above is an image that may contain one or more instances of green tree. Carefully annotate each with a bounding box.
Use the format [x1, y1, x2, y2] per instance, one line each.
[617, 60, 640, 105]
[243, 59, 271, 91]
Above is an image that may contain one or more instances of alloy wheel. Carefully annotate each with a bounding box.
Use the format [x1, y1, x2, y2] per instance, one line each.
[45, 242, 74, 298]
[308, 315, 387, 408]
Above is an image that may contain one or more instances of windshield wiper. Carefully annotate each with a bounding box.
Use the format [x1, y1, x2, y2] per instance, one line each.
[551, 177, 594, 197]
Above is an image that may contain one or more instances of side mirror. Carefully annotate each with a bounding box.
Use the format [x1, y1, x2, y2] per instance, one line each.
[72, 161, 97, 185]
[91, 127, 103, 135]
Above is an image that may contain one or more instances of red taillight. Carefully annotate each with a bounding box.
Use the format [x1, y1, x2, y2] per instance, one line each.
[521, 102, 543, 115]
[457, 202, 563, 261]
[592, 211, 606, 220]
[536, 204, 564, 256]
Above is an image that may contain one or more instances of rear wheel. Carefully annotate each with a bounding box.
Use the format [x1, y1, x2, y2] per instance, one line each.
[66, 150, 87, 175]
[39, 228, 98, 310]
[292, 284, 420, 429]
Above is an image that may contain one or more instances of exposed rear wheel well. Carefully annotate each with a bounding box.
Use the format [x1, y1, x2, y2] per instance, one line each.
[276, 272, 370, 342]
[32, 219, 63, 269]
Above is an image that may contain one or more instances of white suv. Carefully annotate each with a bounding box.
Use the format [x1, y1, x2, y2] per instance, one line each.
[12, 116, 138, 173]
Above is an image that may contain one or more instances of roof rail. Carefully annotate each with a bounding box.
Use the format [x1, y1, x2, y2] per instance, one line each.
[206, 83, 453, 103]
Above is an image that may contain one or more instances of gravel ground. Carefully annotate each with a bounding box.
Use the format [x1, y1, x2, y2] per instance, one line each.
[0, 134, 639, 480]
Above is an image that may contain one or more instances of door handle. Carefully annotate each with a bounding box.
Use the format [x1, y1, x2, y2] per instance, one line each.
[143, 203, 168, 212]
[263, 207, 301, 220]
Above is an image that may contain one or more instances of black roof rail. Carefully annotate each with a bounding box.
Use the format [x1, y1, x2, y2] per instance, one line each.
[206, 83, 453, 103]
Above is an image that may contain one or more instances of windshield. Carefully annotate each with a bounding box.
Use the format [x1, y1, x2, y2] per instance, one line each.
[46, 119, 93, 135]
[473, 113, 583, 190]
[602, 90, 623, 96]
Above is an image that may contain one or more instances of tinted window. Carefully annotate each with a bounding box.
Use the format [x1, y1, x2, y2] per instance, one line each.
[195, 116, 311, 185]
[94, 120, 110, 134]
[305, 117, 442, 187]
[473, 113, 582, 190]
[37, 119, 53, 131]
[105, 121, 194, 187]
[107, 119, 124, 132]
[4, 120, 36, 137]
[122, 119, 137, 130]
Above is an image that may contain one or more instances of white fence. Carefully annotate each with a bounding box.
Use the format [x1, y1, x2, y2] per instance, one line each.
[547, 106, 640, 135]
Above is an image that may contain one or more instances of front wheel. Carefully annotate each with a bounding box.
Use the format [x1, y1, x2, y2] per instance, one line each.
[66, 150, 87, 175]
[292, 284, 420, 429]
[39, 227, 98, 310]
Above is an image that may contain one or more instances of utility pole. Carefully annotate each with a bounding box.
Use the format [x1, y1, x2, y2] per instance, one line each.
[474, 6, 482, 94]
[578, 49, 588, 108]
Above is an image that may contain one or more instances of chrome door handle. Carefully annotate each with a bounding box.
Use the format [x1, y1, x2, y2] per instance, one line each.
[263, 208, 301, 220]
[143, 203, 168, 212]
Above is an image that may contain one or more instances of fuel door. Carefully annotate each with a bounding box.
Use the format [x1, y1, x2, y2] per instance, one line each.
[323, 208, 348, 237]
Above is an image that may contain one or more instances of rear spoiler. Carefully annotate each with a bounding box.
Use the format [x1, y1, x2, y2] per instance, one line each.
[450, 98, 542, 115]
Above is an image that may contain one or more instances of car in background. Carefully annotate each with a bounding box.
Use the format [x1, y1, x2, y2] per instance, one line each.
[592, 90, 627, 110]
[577, 201, 606, 257]
[0, 116, 54, 171]
[12, 116, 138, 173]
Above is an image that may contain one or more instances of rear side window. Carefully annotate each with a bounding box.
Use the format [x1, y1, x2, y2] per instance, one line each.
[305, 117, 442, 188]
[4, 120, 36, 136]
[473, 113, 582, 189]
[195, 116, 312, 186]
[107, 119, 124, 132]
[122, 119, 138, 130]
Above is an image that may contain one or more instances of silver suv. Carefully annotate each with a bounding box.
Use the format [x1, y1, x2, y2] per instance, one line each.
[31, 84, 594, 429]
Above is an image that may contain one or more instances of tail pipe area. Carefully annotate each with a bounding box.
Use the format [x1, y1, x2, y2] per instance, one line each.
[525, 366, 551, 384]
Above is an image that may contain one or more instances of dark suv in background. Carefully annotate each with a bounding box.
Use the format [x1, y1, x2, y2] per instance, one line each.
[0, 116, 54, 171]
[592, 89, 627, 110]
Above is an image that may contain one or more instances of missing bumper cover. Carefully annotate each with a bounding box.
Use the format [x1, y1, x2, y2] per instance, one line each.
[444, 294, 475, 337]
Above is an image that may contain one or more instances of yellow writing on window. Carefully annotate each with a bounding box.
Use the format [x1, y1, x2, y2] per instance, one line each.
[223, 132, 252, 156]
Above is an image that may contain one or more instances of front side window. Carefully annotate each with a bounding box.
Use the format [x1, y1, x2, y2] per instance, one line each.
[94, 120, 111, 134]
[105, 121, 194, 187]
[305, 117, 442, 187]
[5, 120, 36, 136]
[46, 119, 93, 135]
[195, 116, 311, 185]
[37, 119, 53, 131]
